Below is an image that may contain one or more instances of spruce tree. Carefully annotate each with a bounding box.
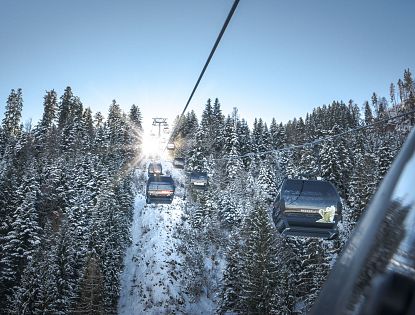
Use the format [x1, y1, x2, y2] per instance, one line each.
[58, 86, 74, 130]
[238, 118, 252, 169]
[376, 135, 394, 182]
[403, 68, 414, 95]
[390, 83, 397, 106]
[239, 204, 282, 314]
[363, 101, 373, 125]
[257, 160, 277, 202]
[75, 249, 105, 314]
[9, 224, 60, 315]
[292, 239, 331, 313]
[217, 231, 243, 314]
[2, 88, 23, 142]
[129, 104, 143, 130]
[224, 116, 244, 183]
[319, 125, 352, 197]
[39, 90, 58, 132]
[212, 98, 225, 155]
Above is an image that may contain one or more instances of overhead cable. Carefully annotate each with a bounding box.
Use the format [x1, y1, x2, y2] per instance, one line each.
[211, 108, 415, 162]
[166, 0, 240, 149]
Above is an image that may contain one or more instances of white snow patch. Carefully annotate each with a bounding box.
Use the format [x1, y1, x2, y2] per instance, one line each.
[118, 159, 188, 314]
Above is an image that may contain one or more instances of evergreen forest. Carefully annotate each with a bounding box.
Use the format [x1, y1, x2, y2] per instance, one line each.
[0, 69, 414, 314]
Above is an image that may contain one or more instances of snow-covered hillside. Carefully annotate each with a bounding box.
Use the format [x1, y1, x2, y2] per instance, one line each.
[118, 195, 185, 314]
[2, 70, 414, 314]
[118, 158, 219, 314]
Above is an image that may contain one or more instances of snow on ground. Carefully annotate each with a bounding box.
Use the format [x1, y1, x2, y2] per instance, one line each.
[117, 195, 186, 314]
[118, 156, 188, 314]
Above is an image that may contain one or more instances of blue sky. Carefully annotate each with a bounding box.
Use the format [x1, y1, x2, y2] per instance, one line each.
[1, 0, 414, 130]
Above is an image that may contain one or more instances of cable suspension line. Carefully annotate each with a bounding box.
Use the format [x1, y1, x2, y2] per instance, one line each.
[166, 0, 240, 149]
[210, 108, 415, 162]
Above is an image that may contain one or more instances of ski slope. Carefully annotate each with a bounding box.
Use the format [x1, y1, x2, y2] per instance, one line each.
[118, 157, 200, 314]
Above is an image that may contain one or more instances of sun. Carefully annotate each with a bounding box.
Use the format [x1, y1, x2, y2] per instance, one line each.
[141, 131, 160, 156]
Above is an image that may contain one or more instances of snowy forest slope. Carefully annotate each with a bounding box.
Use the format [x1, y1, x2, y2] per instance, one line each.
[0, 69, 414, 314]
[118, 160, 187, 314]
[0, 88, 142, 314]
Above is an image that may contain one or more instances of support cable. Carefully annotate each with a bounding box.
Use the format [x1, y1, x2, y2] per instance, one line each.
[166, 0, 240, 149]
[210, 108, 415, 162]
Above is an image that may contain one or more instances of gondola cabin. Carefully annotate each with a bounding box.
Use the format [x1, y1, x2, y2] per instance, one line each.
[173, 158, 185, 169]
[146, 175, 175, 204]
[272, 179, 342, 239]
[167, 143, 175, 150]
[190, 171, 209, 190]
[148, 162, 162, 176]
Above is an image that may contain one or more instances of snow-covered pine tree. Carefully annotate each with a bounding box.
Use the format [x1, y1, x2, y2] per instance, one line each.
[186, 128, 208, 172]
[347, 99, 361, 129]
[0, 161, 21, 290]
[295, 117, 306, 144]
[75, 249, 105, 314]
[218, 189, 240, 228]
[403, 68, 414, 95]
[252, 118, 269, 157]
[298, 145, 318, 178]
[94, 185, 132, 313]
[58, 86, 74, 131]
[33, 90, 60, 160]
[60, 95, 84, 155]
[319, 125, 352, 197]
[52, 216, 80, 313]
[1, 88, 23, 144]
[269, 118, 279, 149]
[0, 165, 42, 298]
[224, 113, 244, 186]
[402, 69, 415, 125]
[376, 134, 395, 183]
[390, 83, 397, 106]
[80, 107, 95, 151]
[257, 159, 278, 202]
[38, 89, 58, 136]
[238, 118, 252, 169]
[347, 132, 370, 230]
[364, 101, 374, 126]
[397, 78, 405, 103]
[292, 239, 331, 313]
[129, 104, 143, 130]
[217, 231, 243, 314]
[8, 223, 61, 315]
[212, 98, 225, 156]
[238, 203, 282, 314]
[284, 149, 300, 179]
[174, 110, 198, 141]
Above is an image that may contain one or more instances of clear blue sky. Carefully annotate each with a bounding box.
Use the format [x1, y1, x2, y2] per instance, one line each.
[1, 0, 414, 130]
